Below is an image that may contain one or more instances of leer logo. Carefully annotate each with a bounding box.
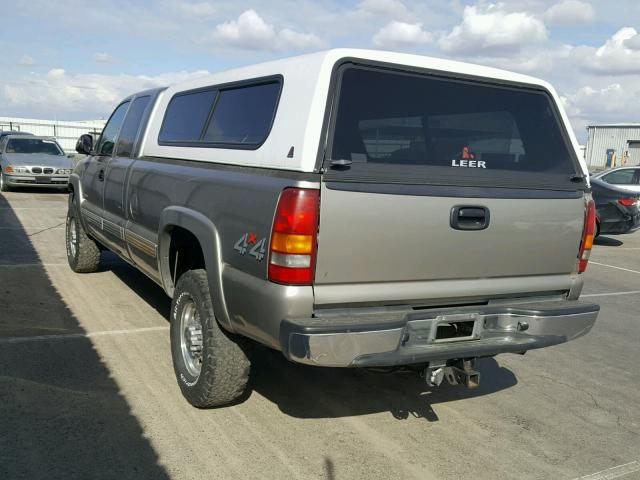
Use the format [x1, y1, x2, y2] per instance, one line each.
[451, 146, 486, 168]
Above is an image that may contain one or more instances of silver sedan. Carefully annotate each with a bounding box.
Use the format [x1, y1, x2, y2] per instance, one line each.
[0, 135, 74, 191]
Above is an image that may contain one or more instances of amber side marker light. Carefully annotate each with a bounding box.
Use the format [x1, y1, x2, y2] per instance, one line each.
[268, 188, 320, 285]
[578, 198, 596, 274]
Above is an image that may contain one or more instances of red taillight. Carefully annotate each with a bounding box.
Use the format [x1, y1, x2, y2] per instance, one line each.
[268, 188, 320, 285]
[578, 198, 596, 274]
[618, 197, 637, 207]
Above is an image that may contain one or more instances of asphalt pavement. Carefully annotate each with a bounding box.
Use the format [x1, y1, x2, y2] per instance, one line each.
[1, 189, 639, 480]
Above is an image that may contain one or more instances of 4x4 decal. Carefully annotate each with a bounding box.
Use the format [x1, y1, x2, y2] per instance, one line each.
[234, 232, 266, 261]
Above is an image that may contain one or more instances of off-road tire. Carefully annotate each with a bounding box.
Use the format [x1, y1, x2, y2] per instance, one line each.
[0, 172, 10, 192]
[170, 269, 251, 408]
[66, 195, 101, 273]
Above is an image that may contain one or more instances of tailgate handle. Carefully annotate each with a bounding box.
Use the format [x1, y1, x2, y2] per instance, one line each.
[450, 206, 490, 231]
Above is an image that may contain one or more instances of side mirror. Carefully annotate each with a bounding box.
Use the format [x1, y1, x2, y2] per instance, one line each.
[76, 134, 94, 155]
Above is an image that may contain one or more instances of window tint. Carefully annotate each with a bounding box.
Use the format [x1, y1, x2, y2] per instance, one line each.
[203, 82, 280, 145]
[329, 67, 577, 185]
[6, 138, 63, 155]
[159, 90, 217, 143]
[602, 169, 635, 185]
[115, 95, 150, 157]
[97, 101, 130, 156]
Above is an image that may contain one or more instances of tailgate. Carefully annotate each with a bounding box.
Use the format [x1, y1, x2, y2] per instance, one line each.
[315, 184, 584, 284]
[313, 62, 586, 302]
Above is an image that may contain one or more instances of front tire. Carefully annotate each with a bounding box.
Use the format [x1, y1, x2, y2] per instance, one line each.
[66, 195, 101, 273]
[170, 269, 251, 408]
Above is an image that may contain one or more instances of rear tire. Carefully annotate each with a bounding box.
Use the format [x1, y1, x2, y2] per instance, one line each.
[170, 269, 251, 408]
[66, 195, 101, 273]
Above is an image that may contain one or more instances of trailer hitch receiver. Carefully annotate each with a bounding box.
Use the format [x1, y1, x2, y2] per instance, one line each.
[423, 359, 480, 389]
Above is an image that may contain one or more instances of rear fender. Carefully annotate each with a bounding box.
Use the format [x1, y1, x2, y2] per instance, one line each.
[158, 206, 233, 331]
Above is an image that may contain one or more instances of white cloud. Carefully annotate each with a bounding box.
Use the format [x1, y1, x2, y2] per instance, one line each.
[93, 52, 118, 64]
[18, 55, 36, 66]
[545, 0, 595, 25]
[624, 33, 640, 50]
[48, 68, 66, 78]
[573, 27, 640, 75]
[373, 21, 432, 47]
[170, 1, 216, 19]
[357, 0, 408, 18]
[439, 3, 547, 56]
[0, 70, 210, 119]
[563, 84, 628, 116]
[561, 82, 640, 133]
[208, 9, 325, 51]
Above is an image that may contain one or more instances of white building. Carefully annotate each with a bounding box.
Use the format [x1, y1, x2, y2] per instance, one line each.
[585, 124, 640, 170]
[0, 116, 106, 152]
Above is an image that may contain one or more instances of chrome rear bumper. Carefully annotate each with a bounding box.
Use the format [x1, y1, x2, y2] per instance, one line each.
[280, 301, 599, 367]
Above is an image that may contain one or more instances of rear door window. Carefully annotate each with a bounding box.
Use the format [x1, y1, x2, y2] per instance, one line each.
[327, 66, 579, 189]
[115, 95, 151, 157]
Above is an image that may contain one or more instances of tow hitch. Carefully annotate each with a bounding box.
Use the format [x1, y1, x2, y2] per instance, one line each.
[422, 359, 480, 389]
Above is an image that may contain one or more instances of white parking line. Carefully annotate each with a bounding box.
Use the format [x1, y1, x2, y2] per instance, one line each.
[0, 206, 64, 210]
[581, 290, 640, 298]
[573, 460, 640, 480]
[0, 261, 122, 267]
[0, 326, 169, 345]
[590, 262, 640, 275]
[0, 226, 64, 230]
[0, 263, 67, 267]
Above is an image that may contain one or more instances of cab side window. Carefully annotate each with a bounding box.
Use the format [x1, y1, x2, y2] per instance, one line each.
[96, 101, 130, 156]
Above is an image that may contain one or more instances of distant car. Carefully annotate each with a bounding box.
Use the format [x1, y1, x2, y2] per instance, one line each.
[590, 177, 640, 235]
[0, 131, 33, 140]
[0, 135, 73, 191]
[592, 166, 640, 193]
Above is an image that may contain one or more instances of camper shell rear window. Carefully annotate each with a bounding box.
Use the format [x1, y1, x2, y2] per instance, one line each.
[158, 76, 282, 150]
[324, 65, 581, 190]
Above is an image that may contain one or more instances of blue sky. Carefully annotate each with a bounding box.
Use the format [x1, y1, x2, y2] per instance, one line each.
[2, 0, 640, 142]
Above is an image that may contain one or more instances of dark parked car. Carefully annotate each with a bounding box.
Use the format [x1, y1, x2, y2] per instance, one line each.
[590, 177, 640, 235]
[592, 166, 640, 193]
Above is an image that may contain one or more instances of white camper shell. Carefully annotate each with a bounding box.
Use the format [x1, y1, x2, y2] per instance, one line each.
[142, 48, 587, 178]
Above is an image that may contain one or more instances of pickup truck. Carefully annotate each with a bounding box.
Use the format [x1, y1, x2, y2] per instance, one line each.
[67, 49, 599, 407]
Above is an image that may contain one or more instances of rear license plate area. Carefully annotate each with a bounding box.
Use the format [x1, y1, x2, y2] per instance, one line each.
[434, 319, 477, 342]
[404, 313, 482, 347]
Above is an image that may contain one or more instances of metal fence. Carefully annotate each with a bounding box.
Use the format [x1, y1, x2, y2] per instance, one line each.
[0, 117, 105, 153]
